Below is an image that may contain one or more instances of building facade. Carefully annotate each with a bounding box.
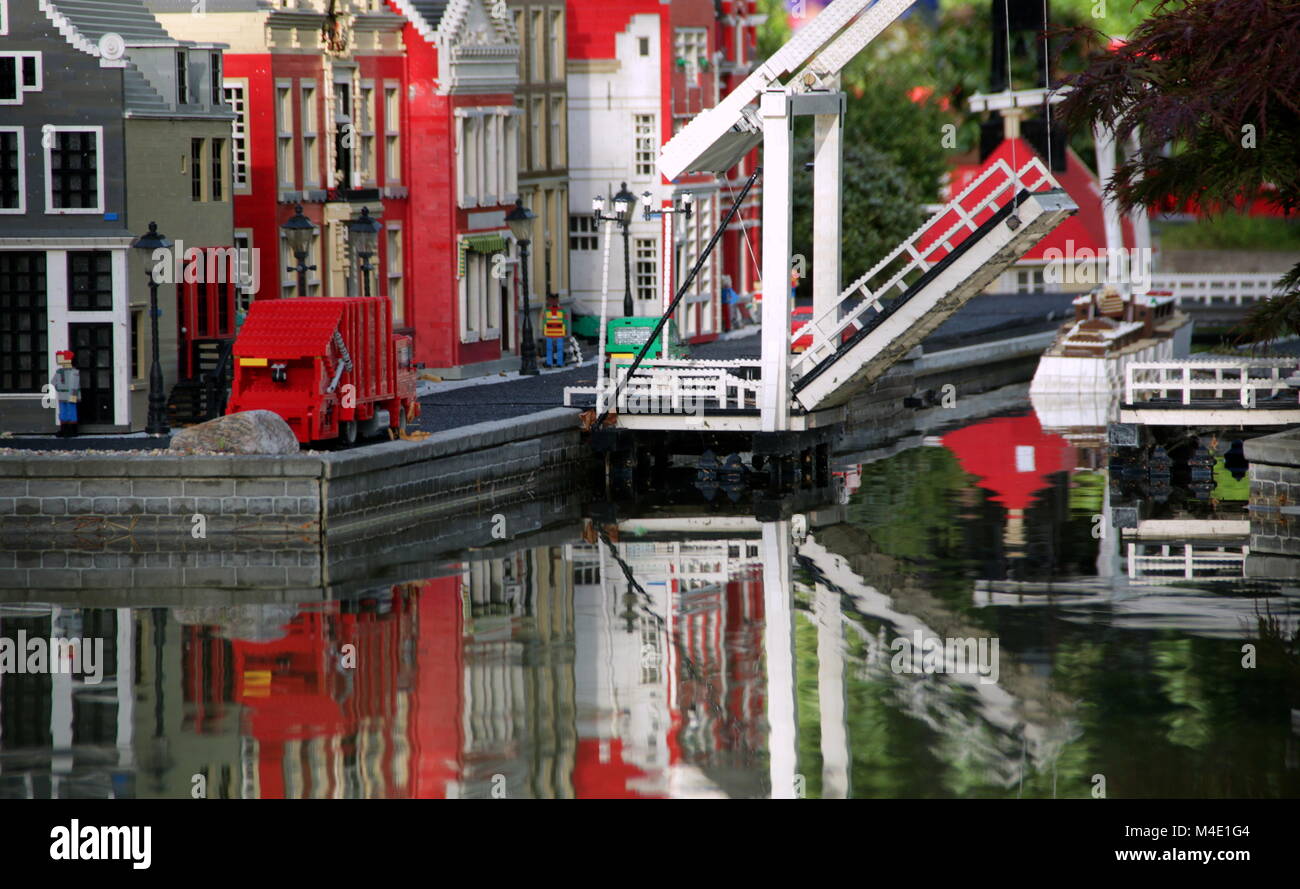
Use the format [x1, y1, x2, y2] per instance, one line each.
[0, 0, 234, 434]
[567, 0, 759, 345]
[153, 0, 523, 378]
[506, 0, 570, 357]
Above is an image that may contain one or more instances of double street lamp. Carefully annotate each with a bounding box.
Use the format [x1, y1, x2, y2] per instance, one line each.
[130, 221, 173, 437]
[347, 206, 382, 297]
[593, 184, 636, 316]
[281, 203, 317, 296]
[505, 198, 539, 376]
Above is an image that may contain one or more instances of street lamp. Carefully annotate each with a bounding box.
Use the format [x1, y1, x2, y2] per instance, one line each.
[505, 198, 539, 376]
[130, 221, 173, 437]
[281, 203, 317, 297]
[594, 184, 636, 316]
[347, 206, 382, 297]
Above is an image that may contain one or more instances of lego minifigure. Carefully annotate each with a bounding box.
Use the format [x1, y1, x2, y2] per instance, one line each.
[542, 295, 569, 368]
[52, 350, 80, 437]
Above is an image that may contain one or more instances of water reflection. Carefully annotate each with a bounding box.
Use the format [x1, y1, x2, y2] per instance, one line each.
[3, 411, 1298, 798]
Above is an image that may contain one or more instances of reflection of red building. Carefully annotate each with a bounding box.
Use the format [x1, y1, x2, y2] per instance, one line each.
[941, 413, 1072, 512]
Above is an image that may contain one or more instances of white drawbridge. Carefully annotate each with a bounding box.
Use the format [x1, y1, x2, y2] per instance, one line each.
[567, 0, 1077, 434]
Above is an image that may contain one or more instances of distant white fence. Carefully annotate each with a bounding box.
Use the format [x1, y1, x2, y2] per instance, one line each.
[1149, 274, 1283, 306]
[1124, 359, 1298, 407]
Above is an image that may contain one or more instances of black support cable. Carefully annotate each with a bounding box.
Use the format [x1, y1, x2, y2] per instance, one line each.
[595, 165, 762, 428]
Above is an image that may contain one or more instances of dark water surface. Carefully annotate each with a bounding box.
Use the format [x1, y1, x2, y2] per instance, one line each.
[3, 409, 1298, 799]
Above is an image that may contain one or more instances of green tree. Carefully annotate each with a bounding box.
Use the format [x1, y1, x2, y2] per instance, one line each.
[1058, 0, 1300, 343]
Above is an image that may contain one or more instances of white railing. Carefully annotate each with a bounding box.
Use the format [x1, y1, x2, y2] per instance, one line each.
[1127, 542, 1248, 584]
[1124, 359, 1298, 408]
[1149, 273, 1283, 307]
[563, 359, 762, 414]
[791, 155, 1059, 378]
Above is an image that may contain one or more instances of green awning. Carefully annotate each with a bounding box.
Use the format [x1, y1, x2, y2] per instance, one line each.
[462, 234, 507, 255]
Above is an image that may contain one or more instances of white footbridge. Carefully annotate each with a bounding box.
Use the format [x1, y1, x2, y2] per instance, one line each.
[564, 0, 1077, 437]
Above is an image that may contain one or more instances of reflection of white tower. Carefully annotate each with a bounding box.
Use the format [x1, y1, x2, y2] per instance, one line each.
[573, 539, 674, 793]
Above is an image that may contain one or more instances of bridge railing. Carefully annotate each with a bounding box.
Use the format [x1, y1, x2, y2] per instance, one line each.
[1149, 273, 1283, 307]
[1126, 542, 1248, 584]
[791, 155, 1059, 379]
[1124, 359, 1299, 408]
[564, 359, 762, 414]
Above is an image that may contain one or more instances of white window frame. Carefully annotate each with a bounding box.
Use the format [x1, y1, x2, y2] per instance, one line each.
[384, 81, 401, 185]
[0, 2, 8, 36]
[44, 125, 104, 215]
[634, 237, 657, 301]
[233, 228, 254, 309]
[358, 79, 376, 186]
[0, 51, 42, 105]
[300, 79, 319, 189]
[549, 96, 564, 169]
[275, 79, 295, 189]
[549, 9, 564, 81]
[223, 78, 251, 193]
[634, 114, 656, 178]
[0, 125, 26, 214]
[386, 223, 404, 324]
[458, 248, 501, 344]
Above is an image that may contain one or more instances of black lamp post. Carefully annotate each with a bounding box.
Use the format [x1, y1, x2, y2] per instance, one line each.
[281, 203, 316, 296]
[130, 221, 173, 437]
[347, 206, 382, 297]
[505, 198, 539, 376]
[593, 185, 636, 316]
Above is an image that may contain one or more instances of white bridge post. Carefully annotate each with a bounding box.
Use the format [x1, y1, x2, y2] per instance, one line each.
[760, 90, 794, 432]
[812, 86, 844, 327]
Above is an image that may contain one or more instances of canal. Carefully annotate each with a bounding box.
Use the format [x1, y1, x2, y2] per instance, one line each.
[3, 406, 1298, 799]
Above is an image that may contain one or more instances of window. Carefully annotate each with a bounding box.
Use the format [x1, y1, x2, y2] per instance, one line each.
[0, 127, 23, 212]
[333, 74, 353, 189]
[176, 51, 188, 105]
[635, 238, 658, 301]
[131, 310, 144, 380]
[634, 114, 656, 177]
[46, 128, 103, 213]
[549, 97, 565, 169]
[191, 138, 205, 200]
[0, 52, 41, 105]
[530, 98, 545, 171]
[276, 81, 294, 188]
[211, 137, 225, 201]
[223, 80, 250, 191]
[209, 52, 222, 105]
[0, 2, 7, 36]
[458, 248, 500, 342]
[233, 231, 254, 311]
[674, 28, 707, 86]
[569, 214, 596, 251]
[1016, 267, 1046, 293]
[68, 252, 114, 311]
[549, 9, 564, 81]
[456, 108, 518, 208]
[387, 225, 404, 325]
[301, 81, 318, 187]
[358, 82, 375, 185]
[639, 36, 650, 57]
[384, 83, 401, 184]
[0, 252, 47, 394]
[530, 10, 544, 83]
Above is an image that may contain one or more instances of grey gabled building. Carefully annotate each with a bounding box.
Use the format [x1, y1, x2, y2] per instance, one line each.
[1, 0, 234, 434]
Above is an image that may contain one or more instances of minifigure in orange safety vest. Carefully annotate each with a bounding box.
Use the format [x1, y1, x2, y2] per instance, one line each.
[542, 296, 568, 367]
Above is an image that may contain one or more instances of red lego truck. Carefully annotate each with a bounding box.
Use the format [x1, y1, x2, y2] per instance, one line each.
[227, 297, 420, 445]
